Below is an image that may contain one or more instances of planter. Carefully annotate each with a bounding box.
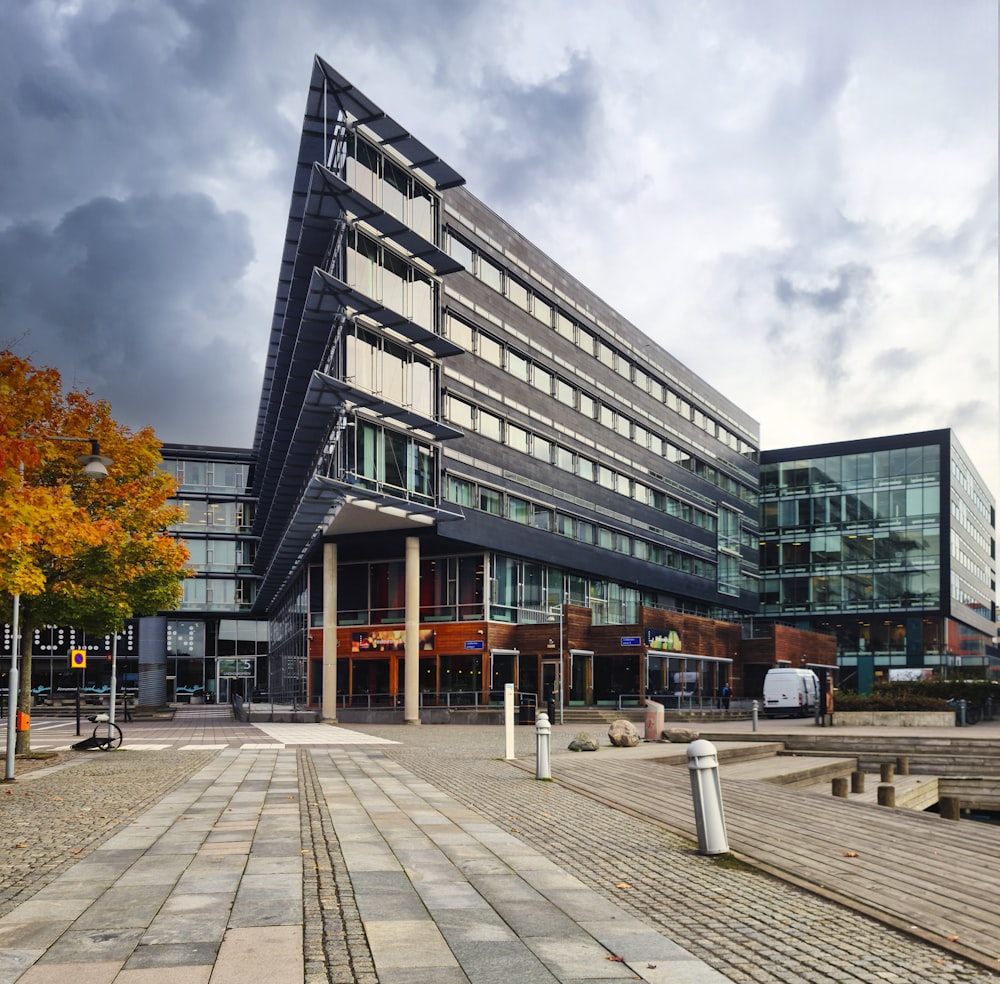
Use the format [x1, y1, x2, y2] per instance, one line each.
[831, 710, 954, 727]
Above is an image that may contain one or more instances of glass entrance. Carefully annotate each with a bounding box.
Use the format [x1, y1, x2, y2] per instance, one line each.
[569, 651, 592, 705]
[542, 659, 561, 721]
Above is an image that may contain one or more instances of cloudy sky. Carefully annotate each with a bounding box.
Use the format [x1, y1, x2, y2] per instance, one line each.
[2, 0, 997, 495]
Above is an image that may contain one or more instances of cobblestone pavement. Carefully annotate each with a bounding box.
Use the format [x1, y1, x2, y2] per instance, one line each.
[0, 750, 216, 919]
[2, 725, 999, 984]
[356, 723, 1000, 984]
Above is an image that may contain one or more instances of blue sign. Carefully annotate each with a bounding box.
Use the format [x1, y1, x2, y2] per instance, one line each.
[620, 636, 641, 647]
[464, 640, 484, 651]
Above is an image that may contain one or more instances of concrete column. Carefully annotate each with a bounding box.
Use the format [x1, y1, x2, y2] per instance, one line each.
[322, 540, 338, 723]
[404, 536, 420, 725]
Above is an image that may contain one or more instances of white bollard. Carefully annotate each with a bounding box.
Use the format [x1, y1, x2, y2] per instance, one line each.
[751, 699, 759, 732]
[687, 739, 729, 855]
[504, 683, 515, 760]
[535, 710, 551, 780]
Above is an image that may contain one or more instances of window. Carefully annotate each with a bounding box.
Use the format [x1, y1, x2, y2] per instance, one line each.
[532, 365, 552, 395]
[508, 496, 530, 524]
[478, 255, 503, 292]
[554, 377, 575, 406]
[532, 435, 552, 463]
[445, 313, 474, 351]
[578, 392, 596, 418]
[446, 396, 474, 430]
[507, 277, 530, 311]
[532, 297, 552, 326]
[555, 312, 576, 342]
[554, 445, 574, 472]
[477, 333, 502, 366]
[533, 506, 553, 531]
[446, 476, 473, 506]
[478, 409, 502, 442]
[480, 487, 501, 515]
[507, 350, 530, 381]
[507, 423, 529, 453]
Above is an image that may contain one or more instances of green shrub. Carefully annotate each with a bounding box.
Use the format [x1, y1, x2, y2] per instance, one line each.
[836, 680, 999, 712]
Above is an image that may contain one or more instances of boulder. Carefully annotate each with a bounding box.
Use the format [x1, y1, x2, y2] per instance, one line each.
[608, 719, 640, 747]
[663, 727, 700, 743]
[568, 731, 600, 752]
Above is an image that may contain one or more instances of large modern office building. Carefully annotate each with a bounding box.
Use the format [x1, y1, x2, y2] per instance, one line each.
[760, 430, 997, 691]
[241, 55, 795, 717]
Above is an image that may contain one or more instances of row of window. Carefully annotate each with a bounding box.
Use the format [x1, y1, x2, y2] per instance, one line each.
[166, 619, 269, 659]
[160, 460, 250, 493]
[445, 394, 719, 530]
[445, 232, 756, 460]
[170, 499, 255, 533]
[444, 473, 718, 582]
[343, 323, 436, 418]
[761, 571, 940, 611]
[952, 453, 993, 522]
[183, 538, 256, 572]
[444, 311, 756, 506]
[951, 497, 993, 555]
[344, 132, 436, 241]
[950, 572, 993, 619]
[761, 446, 940, 492]
[344, 228, 435, 330]
[951, 533, 992, 590]
[760, 529, 941, 569]
[761, 486, 941, 531]
[179, 577, 257, 611]
[332, 418, 436, 505]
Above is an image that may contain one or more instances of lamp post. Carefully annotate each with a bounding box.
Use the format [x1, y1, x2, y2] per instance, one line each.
[548, 604, 564, 725]
[5, 436, 111, 781]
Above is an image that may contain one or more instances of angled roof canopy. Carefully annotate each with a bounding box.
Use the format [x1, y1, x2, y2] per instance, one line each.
[310, 56, 465, 191]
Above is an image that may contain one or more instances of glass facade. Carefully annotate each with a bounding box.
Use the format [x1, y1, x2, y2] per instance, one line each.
[162, 449, 259, 612]
[760, 432, 997, 689]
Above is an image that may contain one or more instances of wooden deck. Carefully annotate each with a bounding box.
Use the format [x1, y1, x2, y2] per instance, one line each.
[530, 740, 1000, 970]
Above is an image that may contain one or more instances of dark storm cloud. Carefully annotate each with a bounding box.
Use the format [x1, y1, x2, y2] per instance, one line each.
[463, 54, 601, 206]
[0, 192, 258, 444]
[774, 264, 872, 314]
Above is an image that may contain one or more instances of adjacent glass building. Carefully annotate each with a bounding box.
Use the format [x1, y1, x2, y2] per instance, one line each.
[760, 430, 997, 690]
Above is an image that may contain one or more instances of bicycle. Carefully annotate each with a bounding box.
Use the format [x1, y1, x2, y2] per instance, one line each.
[71, 713, 124, 751]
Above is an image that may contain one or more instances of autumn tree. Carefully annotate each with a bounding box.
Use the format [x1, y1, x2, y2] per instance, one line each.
[0, 350, 189, 753]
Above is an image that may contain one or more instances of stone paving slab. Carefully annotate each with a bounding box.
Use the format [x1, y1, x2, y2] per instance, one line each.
[312, 746, 730, 983]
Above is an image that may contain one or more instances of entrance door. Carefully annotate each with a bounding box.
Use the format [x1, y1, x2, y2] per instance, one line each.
[569, 652, 592, 705]
[542, 659, 561, 722]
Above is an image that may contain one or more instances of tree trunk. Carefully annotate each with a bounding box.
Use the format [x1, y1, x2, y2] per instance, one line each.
[14, 617, 34, 756]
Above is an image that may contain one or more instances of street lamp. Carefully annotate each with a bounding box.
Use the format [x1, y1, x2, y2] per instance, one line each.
[548, 604, 564, 725]
[5, 436, 111, 781]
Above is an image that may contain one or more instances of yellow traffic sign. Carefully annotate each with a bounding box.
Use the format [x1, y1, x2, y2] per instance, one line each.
[70, 649, 87, 669]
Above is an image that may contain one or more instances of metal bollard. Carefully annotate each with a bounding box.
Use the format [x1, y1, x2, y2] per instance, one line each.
[535, 710, 551, 780]
[687, 739, 729, 855]
[751, 700, 758, 732]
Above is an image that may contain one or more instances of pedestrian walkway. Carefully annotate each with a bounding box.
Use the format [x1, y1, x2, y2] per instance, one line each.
[320, 748, 727, 983]
[0, 744, 726, 984]
[1, 715, 998, 983]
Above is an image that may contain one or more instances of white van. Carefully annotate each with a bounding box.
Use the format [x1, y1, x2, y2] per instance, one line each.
[762, 668, 819, 718]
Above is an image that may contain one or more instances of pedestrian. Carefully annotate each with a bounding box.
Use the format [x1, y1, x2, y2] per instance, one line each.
[721, 684, 731, 711]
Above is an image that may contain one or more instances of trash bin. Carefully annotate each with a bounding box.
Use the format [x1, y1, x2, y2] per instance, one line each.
[519, 697, 536, 725]
[644, 700, 664, 741]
